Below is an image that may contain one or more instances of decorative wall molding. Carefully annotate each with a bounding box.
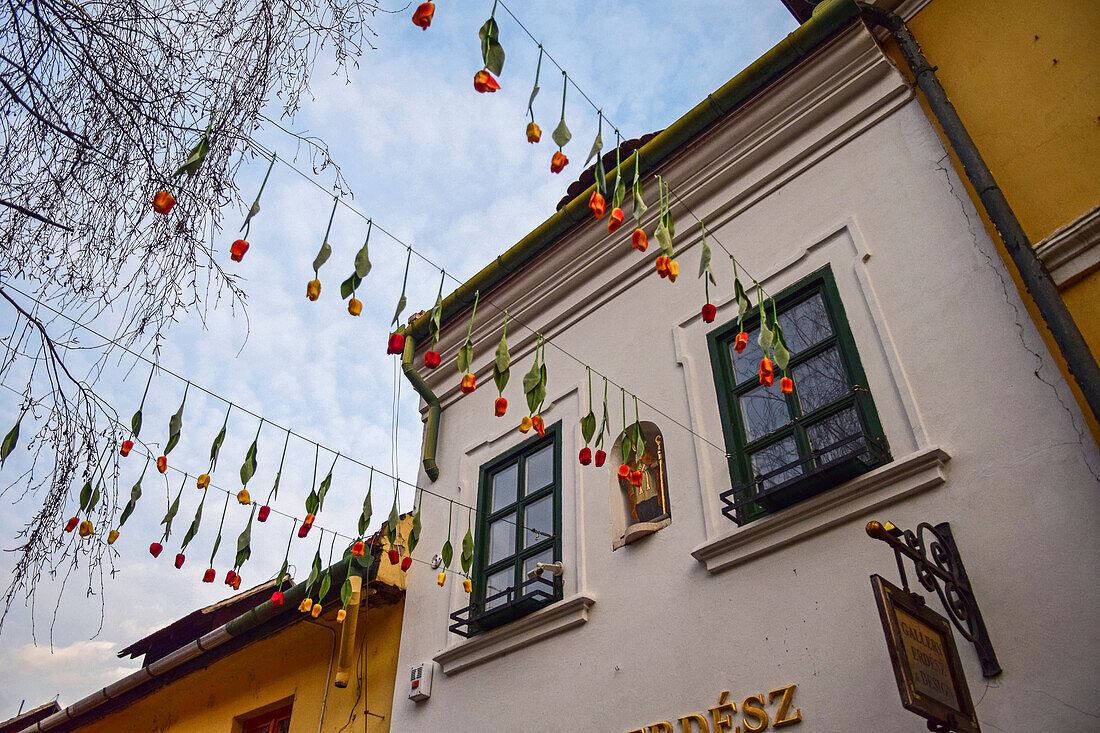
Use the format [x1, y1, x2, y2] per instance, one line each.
[690, 446, 950, 574]
[433, 592, 596, 675]
[1034, 205, 1100, 287]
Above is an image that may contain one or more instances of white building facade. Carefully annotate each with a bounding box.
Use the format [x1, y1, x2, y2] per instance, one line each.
[389, 12, 1100, 733]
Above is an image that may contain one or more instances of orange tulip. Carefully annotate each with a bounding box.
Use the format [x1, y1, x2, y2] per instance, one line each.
[197, 474, 210, 490]
[348, 297, 362, 316]
[237, 488, 250, 505]
[758, 357, 775, 387]
[495, 397, 508, 417]
[617, 463, 630, 479]
[411, 2, 434, 29]
[337, 609, 347, 623]
[153, 191, 175, 214]
[351, 540, 365, 557]
[230, 239, 249, 262]
[519, 416, 532, 433]
[632, 228, 648, 251]
[532, 415, 545, 436]
[655, 256, 670, 278]
[589, 191, 606, 219]
[608, 208, 624, 233]
[734, 332, 749, 353]
[311, 603, 322, 618]
[474, 69, 500, 93]
[551, 151, 568, 174]
[306, 279, 321, 301]
[157, 456, 167, 473]
[781, 376, 794, 394]
[526, 122, 542, 143]
[460, 373, 476, 393]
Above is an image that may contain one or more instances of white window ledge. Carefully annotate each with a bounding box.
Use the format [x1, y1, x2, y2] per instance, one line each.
[433, 593, 596, 675]
[691, 446, 950, 574]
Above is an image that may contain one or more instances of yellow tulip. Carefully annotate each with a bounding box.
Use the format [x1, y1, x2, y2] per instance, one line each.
[336, 609, 347, 623]
[78, 520, 94, 537]
[197, 474, 210, 489]
[306, 279, 321, 301]
[437, 571, 446, 587]
[463, 578, 472, 593]
[311, 603, 322, 618]
[107, 530, 119, 545]
[236, 489, 250, 505]
[299, 598, 313, 613]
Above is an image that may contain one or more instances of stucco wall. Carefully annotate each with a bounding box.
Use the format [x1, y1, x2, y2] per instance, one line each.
[389, 23, 1099, 733]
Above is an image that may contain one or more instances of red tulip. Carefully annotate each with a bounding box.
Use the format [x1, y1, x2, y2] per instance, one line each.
[594, 450, 606, 467]
[203, 568, 216, 583]
[229, 239, 249, 262]
[551, 151, 568, 174]
[632, 228, 648, 251]
[425, 350, 441, 369]
[758, 357, 775, 387]
[734, 332, 749, 353]
[532, 415, 545, 436]
[589, 190, 606, 219]
[258, 505, 271, 522]
[702, 304, 716, 323]
[156, 455, 167, 473]
[149, 542, 163, 557]
[388, 549, 400, 565]
[152, 191, 175, 214]
[618, 464, 630, 480]
[411, 1, 434, 29]
[630, 470, 643, 487]
[495, 397, 508, 417]
[225, 570, 237, 585]
[65, 516, 79, 532]
[175, 553, 185, 569]
[474, 69, 500, 93]
[271, 590, 284, 606]
[401, 556, 412, 572]
[120, 440, 133, 457]
[781, 376, 794, 394]
[608, 208, 624, 233]
[351, 540, 365, 557]
[579, 447, 592, 465]
[387, 332, 405, 355]
[655, 256, 670, 278]
[460, 373, 476, 393]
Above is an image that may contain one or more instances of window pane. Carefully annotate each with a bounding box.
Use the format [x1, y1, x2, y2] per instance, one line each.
[793, 347, 849, 414]
[777, 293, 832, 354]
[523, 549, 555, 596]
[488, 514, 516, 565]
[525, 445, 554, 494]
[274, 719, 290, 733]
[491, 463, 518, 512]
[739, 383, 792, 441]
[749, 436, 803, 491]
[731, 326, 765, 384]
[484, 568, 513, 610]
[522, 494, 554, 548]
[806, 406, 864, 466]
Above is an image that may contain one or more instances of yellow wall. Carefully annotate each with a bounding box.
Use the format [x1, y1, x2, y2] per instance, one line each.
[78, 599, 405, 733]
[899, 0, 1100, 440]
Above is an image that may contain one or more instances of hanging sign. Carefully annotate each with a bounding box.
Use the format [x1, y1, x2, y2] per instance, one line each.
[871, 574, 980, 733]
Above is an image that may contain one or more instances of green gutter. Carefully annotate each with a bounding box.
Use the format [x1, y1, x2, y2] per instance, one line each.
[400, 333, 441, 482]
[406, 0, 859, 344]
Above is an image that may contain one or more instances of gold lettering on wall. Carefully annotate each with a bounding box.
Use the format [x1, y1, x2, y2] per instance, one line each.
[627, 686, 802, 733]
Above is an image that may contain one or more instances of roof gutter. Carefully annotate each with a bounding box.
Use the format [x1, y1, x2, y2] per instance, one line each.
[405, 0, 860, 345]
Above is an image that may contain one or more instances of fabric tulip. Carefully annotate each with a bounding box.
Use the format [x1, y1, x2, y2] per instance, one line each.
[236, 488, 250, 505]
[175, 553, 186, 569]
[197, 474, 210, 490]
[758, 357, 775, 387]
[519, 416, 532, 433]
[734, 332, 749, 353]
[231, 575, 241, 590]
[617, 463, 630, 480]
[298, 522, 312, 538]
[306, 279, 321, 301]
[781, 376, 794, 394]
[79, 520, 94, 537]
[473, 69, 500, 93]
[532, 415, 545, 436]
[594, 450, 606, 467]
[203, 568, 216, 583]
[630, 470, 643, 487]
[149, 542, 163, 557]
[120, 440, 133, 457]
[271, 590, 284, 606]
[65, 516, 79, 532]
[299, 598, 313, 613]
[411, 1, 434, 29]
[579, 447, 592, 466]
[437, 571, 446, 587]
[668, 260, 679, 283]
[258, 505, 271, 522]
[153, 191, 175, 214]
[107, 529, 119, 545]
[351, 540, 365, 557]
[387, 332, 405, 355]
[608, 208, 624, 233]
[589, 190, 606, 219]
[702, 304, 717, 323]
[460, 373, 476, 393]
[551, 151, 568, 174]
[401, 556, 412, 571]
[632, 228, 648, 252]
[337, 609, 347, 623]
[311, 603, 322, 618]
[230, 239, 249, 262]
[225, 570, 237, 585]
[157, 456, 167, 473]
[388, 548, 400, 565]
[526, 122, 542, 143]
[655, 256, 670, 278]
[463, 578, 472, 593]
[425, 350, 441, 369]
[495, 397, 507, 417]
[348, 297, 362, 316]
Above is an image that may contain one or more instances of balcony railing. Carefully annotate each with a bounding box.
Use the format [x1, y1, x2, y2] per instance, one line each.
[448, 574, 561, 638]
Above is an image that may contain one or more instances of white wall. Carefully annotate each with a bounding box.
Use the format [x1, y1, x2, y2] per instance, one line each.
[389, 23, 1100, 733]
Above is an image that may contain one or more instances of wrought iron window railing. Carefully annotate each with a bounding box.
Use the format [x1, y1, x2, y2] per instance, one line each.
[448, 575, 561, 639]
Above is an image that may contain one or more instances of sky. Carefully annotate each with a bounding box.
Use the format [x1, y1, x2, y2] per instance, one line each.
[0, 0, 796, 718]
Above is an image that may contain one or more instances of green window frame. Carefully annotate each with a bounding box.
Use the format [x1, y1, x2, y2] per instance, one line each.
[472, 422, 563, 631]
[707, 266, 890, 524]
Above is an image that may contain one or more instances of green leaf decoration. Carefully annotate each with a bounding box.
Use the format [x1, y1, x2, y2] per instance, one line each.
[773, 326, 791, 371]
[340, 577, 353, 608]
[758, 315, 774, 352]
[392, 248, 412, 327]
[173, 117, 213, 178]
[164, 386, 188, 455]
[581, 412, 596, 445]
[734, 278, 751, 317]
[460, 527, 474, 574]
[585, 129, 603, 167]
[340, 273, 362, 300]
[441, 538, 453, 569]
[307, 550, 322, 594]
[612, 168, 626, 210]
[209, 493, 229, 564]
[316, 458, 336, 512]
[654, 221, 674, 259]
[1, 417, 20, 467]
[522, 360, 540, 394]
[319, 570, 332, 601]
[240, 440, 258, 486]
[552, 119, 571, 148]
[312, 242, 331, 274]
[698, 229, 716, 284]
[632, 154, 647, 226]
[429, 277, 444, 346]
[456, 340, 473, 374]
[79, 480, 93, 513]
[391, 294, 407, 328]
[493, 328, 510, 394]
[408, 507, 422, 555]
[354, 239, 372, 279]
[241, 153, 275, 234]
[180, 495, 205, 552]
[479, 17, 505, 75]
[306, 490, 320, 517]
[131, 409, 143, 438]
[358, 480, 373, 537]
[160, 481, 184, 539]
[209, 412, 228, 472]
[88, 482, 101, 513]
[386, 499, 400, 547]
[619, 429, 634, 465]
[234, 510, 254, 569]
[118, 463, 146, 527]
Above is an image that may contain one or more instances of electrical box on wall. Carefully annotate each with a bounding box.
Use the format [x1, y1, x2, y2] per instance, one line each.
[409, 662, 433, 702]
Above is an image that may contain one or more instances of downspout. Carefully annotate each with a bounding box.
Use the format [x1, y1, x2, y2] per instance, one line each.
[856, 2, 1100, 424]
[302, 617, 337, 733]
[400, 333, 440, 482]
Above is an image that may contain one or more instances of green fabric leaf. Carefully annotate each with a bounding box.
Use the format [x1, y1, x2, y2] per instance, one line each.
[460, 527, 474, 574]
[243, 200, 261, 229]
[479, 17, 505, 75]
[734, 278, 751, 317]
[552, 119, 571, 148]
[306, 490, 320, 517]
[773, 326, 790, 371]
[164, 392, 186, 455]
[699, 238, 715, 284]
[430, 292, 444, 344]
[408, 508, 422, 555]
[456, 340, 473, 374]
[654, 221, 674, 258]
[209, 423, 226, 471]
[758, 316, 774, 352]
[160, 484, 183, 538]
[319, 571, 332, 601]
[307, 551, 322, 594]
[1, 417, 19, 467]
[358, 485, 372, 537]
[612, 173, 626, 211]
[581, 412, 596, 445]
[118, 474, 143, 527]
[240, 440, 258, 486]
[493, 362, 509, 395]
[180, 496, 204, 551]
[78, 480, 92, 513]
[234, 512, 254, 569]
[316, 468, 333, 513]
[386, 501, 399, 547]
[131, 409, 143, 438]
[313, 242, 331, 273]
[340, 577, 353, 608]
[619, 430, 633, 465]
[441, 539, 453, 569]
[493, 331, 510, 393]
[173, 122, 211, 178]
[585, 130, 603, 167]
[354, 240, 372, 279]
[527, 83, 540, 112]
[391, 294, 407, 328]
[340, 273, 362, 300]
[88, 483, 101, 512]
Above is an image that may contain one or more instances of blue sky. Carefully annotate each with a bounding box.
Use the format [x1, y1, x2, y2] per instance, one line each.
[0, 0, 796, 715]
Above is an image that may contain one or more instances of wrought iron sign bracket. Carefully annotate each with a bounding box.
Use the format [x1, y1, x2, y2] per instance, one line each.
[866, 520, 1002, 678]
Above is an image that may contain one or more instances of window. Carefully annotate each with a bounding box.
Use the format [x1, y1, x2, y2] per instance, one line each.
[708, 266, 889, 525]
[471, 423, 562, 633]
[242, 705, 292, 733]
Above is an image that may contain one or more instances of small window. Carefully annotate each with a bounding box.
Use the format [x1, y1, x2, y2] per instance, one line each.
[242, 705, 292, 733]
[471, 424, 562, 633]
[708, 266, 889, 524]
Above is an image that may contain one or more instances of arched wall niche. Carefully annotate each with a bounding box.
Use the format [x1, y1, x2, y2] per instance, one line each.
[609, 421, 672, 550]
